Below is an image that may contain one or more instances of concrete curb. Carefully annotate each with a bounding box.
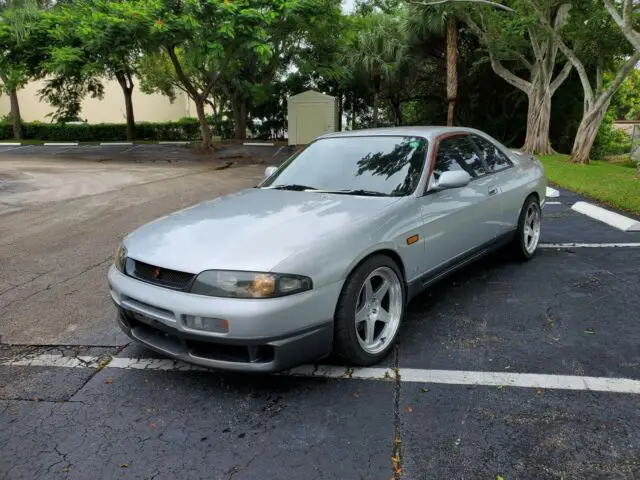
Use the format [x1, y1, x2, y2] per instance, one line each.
[546, 186, 560, 198]
[571, 201, 640, 232]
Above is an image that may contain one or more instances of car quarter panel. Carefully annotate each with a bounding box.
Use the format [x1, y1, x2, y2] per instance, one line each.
[493, 157, 547, 232]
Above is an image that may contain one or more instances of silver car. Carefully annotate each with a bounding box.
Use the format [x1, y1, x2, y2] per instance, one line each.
[108, 127, 546, 372]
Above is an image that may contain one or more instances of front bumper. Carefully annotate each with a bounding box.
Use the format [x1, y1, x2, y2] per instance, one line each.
[108, 266, 340, 373]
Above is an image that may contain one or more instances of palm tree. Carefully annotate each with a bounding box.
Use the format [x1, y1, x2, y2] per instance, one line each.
[0, 0, 39, 139]
[404, 4, 460, 126]
[350, 13, 407, 127]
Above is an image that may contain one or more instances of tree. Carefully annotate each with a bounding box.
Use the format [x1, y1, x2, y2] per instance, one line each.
[532, 0, 640, 163]
[350, 12, 408, 127]
[0, 0, 40, 139]
[460, 1, 575, 154]
[404, 3, 461, 125]
[603, 0, 639, 52]
[44, 1, 149, 139]
[132, 0, 293, 147]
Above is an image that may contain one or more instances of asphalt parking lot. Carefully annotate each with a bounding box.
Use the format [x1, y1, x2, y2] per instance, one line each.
[1, 146, 640, 480]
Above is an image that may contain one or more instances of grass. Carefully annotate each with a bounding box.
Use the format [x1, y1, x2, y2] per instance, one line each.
[539, 154, 640, 216]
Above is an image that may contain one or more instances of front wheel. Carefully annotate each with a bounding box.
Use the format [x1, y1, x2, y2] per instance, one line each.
[333, 255, 405, 365]
[511, 195, 542, 260]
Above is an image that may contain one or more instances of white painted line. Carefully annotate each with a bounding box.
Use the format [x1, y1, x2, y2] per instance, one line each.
[43, 142, 79, 146]
[244, 142, 275, 146]
[0, 142, 22, 146]
[400, 369, 640, 394]
[571, 201, 640, 232]
[158, 141, 190, 145]
[4, 355, 640, 394]
[546, 187, 560, 198]
[540, 242, 640, 248]
[5, 354, 104, 369]
[100, 142, 133, 146]
[545, 201, 562, 205]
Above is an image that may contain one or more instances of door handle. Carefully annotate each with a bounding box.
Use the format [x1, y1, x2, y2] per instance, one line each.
[488, 187, 498, 196]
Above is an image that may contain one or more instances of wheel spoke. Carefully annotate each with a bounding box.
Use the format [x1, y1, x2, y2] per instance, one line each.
[524, 226, 532, 238]
[377, 309, 390, 324]
[375, 280, 390, 300]
[365, 319, 375, 344]
[355, 305, 368, 325]
[363, 278, 374, 303]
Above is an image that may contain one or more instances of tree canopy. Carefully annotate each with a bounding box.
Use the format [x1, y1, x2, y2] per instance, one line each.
[1, 0, 638, 163]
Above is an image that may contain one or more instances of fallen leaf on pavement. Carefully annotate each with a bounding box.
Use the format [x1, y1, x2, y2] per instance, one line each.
[119, 463, 128, 468]
[584, 328, 595, 334]
[421, 387, 430, 393]
[105, 378, 113, 384]
[536, 388, 542, 396]
[405, 405, 413, 413]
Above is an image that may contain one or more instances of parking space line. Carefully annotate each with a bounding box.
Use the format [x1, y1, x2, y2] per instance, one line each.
[571, 201, 640, 232]
[4, 354, 640, 394]
[539, 242, 640, 248]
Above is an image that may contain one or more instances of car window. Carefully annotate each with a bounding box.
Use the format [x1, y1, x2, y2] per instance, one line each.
[261, 135, 428, 196]
[433, 136, 486, 180]
[471, 135, 512, 172]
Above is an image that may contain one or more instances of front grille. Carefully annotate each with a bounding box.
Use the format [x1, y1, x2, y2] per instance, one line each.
[127, 259, 195, 290]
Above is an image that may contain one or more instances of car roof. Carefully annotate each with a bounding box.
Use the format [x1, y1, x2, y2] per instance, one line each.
[317, 126, 484, 141]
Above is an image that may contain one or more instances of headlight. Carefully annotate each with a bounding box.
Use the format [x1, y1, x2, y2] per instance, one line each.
[114, 244, 127, 273]
[190, 270, 312, 298]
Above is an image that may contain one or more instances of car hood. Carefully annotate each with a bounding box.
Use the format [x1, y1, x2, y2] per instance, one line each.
[124, 188, 401, 273]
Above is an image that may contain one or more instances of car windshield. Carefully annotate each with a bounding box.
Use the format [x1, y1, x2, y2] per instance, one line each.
[261, 135, 429, 196]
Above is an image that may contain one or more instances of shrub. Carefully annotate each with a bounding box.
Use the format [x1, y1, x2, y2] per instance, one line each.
[0, 117, 207, 142]
[592, 112, 633, 159]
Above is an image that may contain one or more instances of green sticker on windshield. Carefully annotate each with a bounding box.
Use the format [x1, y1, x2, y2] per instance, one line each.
[409, 140, 421, 148]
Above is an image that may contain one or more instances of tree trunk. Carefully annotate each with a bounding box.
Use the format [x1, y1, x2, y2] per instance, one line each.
[337, 91, 343, 131]
[571, 101, 610, 164]
[372, 90, 379, 128]
[195, 99, 212, 148]
[522, 79, 553, 154]
[391, 99, 402, 126]
[233, 101, 247, 140]
[123, 87, 135, 141]
[446, 16, 458, 127]
[9, 87, 23, 140]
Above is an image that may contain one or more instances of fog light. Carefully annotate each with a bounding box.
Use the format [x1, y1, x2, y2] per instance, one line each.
[184, 315, 229, 333]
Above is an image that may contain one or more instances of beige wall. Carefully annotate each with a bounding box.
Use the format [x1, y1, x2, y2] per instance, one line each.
[0, 76, 197, 123]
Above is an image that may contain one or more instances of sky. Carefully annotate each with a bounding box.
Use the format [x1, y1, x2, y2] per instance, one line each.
[342, 0, 356, 13]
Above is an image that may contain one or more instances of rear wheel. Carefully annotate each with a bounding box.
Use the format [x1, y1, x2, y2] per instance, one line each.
[511, 195, 541, 260]
[333, 255, 405, 365]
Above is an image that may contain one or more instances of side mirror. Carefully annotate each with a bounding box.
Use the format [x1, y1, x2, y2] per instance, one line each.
[264, 166, 278, 179]
[436, 170, 472, 189]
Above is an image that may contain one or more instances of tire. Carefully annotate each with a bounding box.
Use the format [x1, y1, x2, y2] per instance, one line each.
[510, 195, 542, 260]
[333, 255, 405, 365]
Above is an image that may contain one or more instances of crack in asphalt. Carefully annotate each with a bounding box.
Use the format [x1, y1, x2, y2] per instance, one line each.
[392, 343, 402, 479]
[0, 256, 112, 311]
[0, 268, 56, 297]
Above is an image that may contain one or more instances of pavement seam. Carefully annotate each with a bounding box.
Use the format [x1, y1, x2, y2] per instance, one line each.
[392, 343, 402, 479]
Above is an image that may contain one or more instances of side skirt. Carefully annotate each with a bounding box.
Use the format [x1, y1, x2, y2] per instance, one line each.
[406, 230, 517, 302]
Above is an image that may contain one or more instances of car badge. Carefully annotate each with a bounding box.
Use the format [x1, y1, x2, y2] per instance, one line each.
[151, 267, 161, 279]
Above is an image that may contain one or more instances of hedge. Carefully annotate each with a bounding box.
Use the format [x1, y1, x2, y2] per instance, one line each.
[0, 118, 207, 142]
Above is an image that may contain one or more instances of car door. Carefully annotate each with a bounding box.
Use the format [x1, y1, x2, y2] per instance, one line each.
[469, 134, 521, 235]
[417, 134, 502, 274]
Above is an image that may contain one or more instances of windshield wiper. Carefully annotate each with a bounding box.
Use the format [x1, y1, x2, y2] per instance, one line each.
[268, 184, 317, 191]
[330, 189, 389, 197]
